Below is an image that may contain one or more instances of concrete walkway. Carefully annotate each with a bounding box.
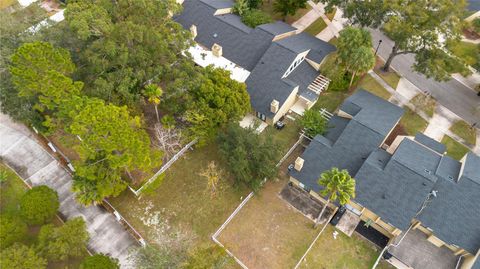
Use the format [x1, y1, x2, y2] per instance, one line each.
[291, 3, 323, 32]
[0, 115, 137, 268]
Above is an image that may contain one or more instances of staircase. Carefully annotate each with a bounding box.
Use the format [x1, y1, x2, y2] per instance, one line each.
[307, 74, 330, 94]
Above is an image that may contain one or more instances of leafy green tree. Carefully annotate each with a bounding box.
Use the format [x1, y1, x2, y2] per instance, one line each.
[9, 42, 83, 112]
[181, 245, 234, 269]
[64, 0, 193, 108]
[80, 254, 119, 269]
[314, 168, 355, 228]
[67, 97, 160, 204]
[218, 123, 280, 191]
[320, 0, 470, 80]
[143, 84, 163, 123]
[0, 243, 47, 269]
[241, 9, 273, 28]
[299, 109, 328, 138]
[336, 27, 375, 86]
[186, 66, 250, 144]
[37, 217, 89, 261]
[0, 4, 46, 127]
[0, 214, 28, 249]
[233, 0, 250, 15]
[20, 185, 59, 225]
[273, 0, 308, 21]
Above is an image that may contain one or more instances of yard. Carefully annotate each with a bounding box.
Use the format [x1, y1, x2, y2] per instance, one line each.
[399, 107, 428, 136]
[447, 41, 479, 69]
[0, 163, 86, 268]
[0, 0, 16, 9]
[299, 225, 394, 269]
[442, 136, 470, 160]
[449, 120, 476, 145]
[260, 1, 312, 24]
[410, 94, 436, 118]
[107, 115, 303, 266]
[357, 74, 392, 100]
[304, 17, 327, 36]
[374, 58, 401, 90]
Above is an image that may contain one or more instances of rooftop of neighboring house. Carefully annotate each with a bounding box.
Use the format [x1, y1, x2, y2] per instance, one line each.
[289, 90, 404, 192]
[175, 0, 335, 117]
[290, 91, 480, 254]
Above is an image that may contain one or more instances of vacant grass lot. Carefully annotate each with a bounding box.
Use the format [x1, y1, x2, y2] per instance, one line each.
[218, 179, 318, 269]
[260, 1, 312, 24]
[442, 136, 470, 160]
[399, 107, 428, 136]
[449, 120, 476, 145]
[357, 74, 392, 100]
[0, 0, 16, 9]
[304, 17, 327, 36]
[410, 94, 436, 118]
[299, 225, 394, 269]
[0, 163, 86, 268]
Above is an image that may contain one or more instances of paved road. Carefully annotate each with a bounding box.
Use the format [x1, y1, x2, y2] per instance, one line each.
[0, 115, 137, 268]
[369, 29, 480, 126]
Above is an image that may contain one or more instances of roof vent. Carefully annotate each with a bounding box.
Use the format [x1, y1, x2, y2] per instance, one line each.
[213, 33, 218, 38]
[382, 193, 387, 199]
[448, 175, 454, 180]
[422, 182, 427, 186]
[424, 169, 432, 175]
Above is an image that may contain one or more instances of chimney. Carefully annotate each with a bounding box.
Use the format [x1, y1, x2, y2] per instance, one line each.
[295, 157, 304, 171]
[190, 24, 197, 39]
[212, 43, 222, 57]
[271, 99, 279, 113]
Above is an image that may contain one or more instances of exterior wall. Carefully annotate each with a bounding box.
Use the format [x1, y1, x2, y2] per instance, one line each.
[214, 8, 233, 15]
[337, 109, 353, 119]
[272, 31, 297, 42]
[461, 249, 479, 269]
[272, 86, 299, 123]
[386, 135, 409, 154]
[380, 118, 401, 146]
[305, 58, 321, 71]
[348, 201, 401, 238]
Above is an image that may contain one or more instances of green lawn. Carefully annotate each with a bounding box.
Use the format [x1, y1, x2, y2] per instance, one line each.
[299, 225, 394, 269]
[312, 90, 350, 113]
[304, 17, 327, 36]
[447, 41, 479, 68]
[357, 74, 392, 100]
[264, 117, 302, 155]
[374, 58, 401, 89]
[442, 136, 470, 160]
[329, 37, 338, 46]
[449, 120, 476, 145]
[399, 107, 428, 136]
[260, 1, 312, 24]
[410, 94, 436, 118]
[326, 8, 336, 21]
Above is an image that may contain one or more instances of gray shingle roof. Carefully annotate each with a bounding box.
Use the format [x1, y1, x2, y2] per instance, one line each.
[414, 133, 446, 154]
[462, 152, 480, 184]
[175, 0, 275, 70]
[199, 0, 234, 9]
[276, 32, 336, 56]
[245, 44, 298, 117]
[257, 21, 297, 36]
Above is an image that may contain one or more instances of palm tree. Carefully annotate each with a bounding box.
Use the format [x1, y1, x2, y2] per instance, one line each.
[142, 84, 163, 123]
[314, 167, 355, 228]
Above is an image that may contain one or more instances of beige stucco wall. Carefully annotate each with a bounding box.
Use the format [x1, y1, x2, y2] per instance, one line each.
[272, 86, 299, 123]
[348, 201, 401, 238]
[214, 7, 233, 15]
[272, 30, 297, 42]
[305, 58, 321, 71]
[461, 249, 480, 269]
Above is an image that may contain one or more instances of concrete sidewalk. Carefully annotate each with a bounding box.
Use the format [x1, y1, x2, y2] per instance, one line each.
[0, 116, 137, 268]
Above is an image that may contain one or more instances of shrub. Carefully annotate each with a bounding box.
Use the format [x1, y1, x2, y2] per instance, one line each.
[37, 217, 89, 261]
[299, 109, 328, 138]
[20, 185, 59, 225]
[241, 9, 273, 28]
[0, 214, 28, 249]
[0, 243, 47, 269]
[80, 254, 119, 269]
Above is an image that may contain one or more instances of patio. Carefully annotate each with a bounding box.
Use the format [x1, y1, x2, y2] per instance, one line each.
[388, 228, 458, 269]
[239, 114, 268, 133]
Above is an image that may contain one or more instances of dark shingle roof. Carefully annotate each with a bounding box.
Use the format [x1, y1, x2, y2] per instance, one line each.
[257, 21, 297, 36]
[175, 0, 275, 70]
[199, 0, 234, 9]
[435, 156, 461, 182]
[245, 44, 298, 117]
[276, 32, 336, 56]
[290, 91, 404, 193]
[414, 133, 446, 154]
[462, 152, 480, 184]
[355, 148, 436, 230]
